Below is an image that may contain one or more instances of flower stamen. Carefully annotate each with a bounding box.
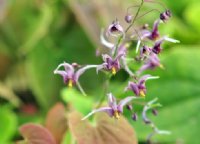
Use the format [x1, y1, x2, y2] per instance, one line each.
[68, 79, 73, 87]
[114, 111, 120, 119]
[140, 90, 146, 97]
[111, 67, 117, 75]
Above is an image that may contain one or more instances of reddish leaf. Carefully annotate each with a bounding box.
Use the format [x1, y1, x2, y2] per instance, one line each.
[68, 111, 137, 144]
[45, 103, 68, 144]
[19, 123, 56, 144]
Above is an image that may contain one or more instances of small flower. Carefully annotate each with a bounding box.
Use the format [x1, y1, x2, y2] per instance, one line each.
[102, 54, 121, 75]
[152, 36, 180, 54]
[106, 19, 124, 37]
[54, 62, 97, 87]
[134, 20, 160, 53]
[140, 45, 152, 59]
[133, 20, 160, 41]
[160, 10, 171, 22]
[82, 93, 139, 120]
[137, 53, 164, 74]
[125, 75, 159, 97]
[97, 44, 126, 75]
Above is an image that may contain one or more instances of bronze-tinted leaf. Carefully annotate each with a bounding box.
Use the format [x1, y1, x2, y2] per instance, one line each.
[68, 111, 137, 144]
[45, 103, 68, 144]
[19, 123, 56, 144]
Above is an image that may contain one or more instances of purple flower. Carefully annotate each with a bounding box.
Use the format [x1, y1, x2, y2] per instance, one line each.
[152, 36, 180, 54]
[106, 19, 124, 37]
[137, 53, 163, 74]
[134, 22, 179, 54]
[140, 45, 152, 59]
[135, 20, 160, 41]
[97, 43, 134, 76]
[125, 75, 159, 97]
[54, 62, 97, 87]
[82, 93, 139, 120]
[160, 10, 171, 22]
[101, 54, 122, 75]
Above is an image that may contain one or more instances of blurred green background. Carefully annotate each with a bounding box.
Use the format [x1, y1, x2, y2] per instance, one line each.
[0, 0, 200, 143]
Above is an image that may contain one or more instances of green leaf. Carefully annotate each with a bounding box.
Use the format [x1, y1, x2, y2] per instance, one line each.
[68, 111, 137, 144]
[61, 88, 93, 115]
[184, 2, 200, 33]
[0, 106, 17, 143]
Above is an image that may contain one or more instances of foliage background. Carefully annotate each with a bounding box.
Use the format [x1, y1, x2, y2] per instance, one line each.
[0, 0, 199, 143]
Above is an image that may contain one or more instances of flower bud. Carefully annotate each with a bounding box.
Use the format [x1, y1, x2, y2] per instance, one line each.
[152, 109, 158, 116]
[126, 104, 133, 110]
[160, 10, 171, 22]
[125, 14, 132, 23]
[132, 113, 138, 121]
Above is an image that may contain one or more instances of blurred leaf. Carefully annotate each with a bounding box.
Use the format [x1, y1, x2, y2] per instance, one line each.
[163, 0, 196, 16]
[0, 106, 17, 143]
[61, 88, 93, 115]
[19, 3, 53, 55]
[19, 123, 56, 144]
[45, 102, 68, 144]
[0, 82, 22, 107]
[68, 111, 137, 144]
[131, 47, 200, 143]
[184, 2, 200, 33]
[25, 41, 62, 109]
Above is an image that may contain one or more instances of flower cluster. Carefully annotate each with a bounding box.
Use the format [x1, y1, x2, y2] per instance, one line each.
[54, 1, 179, 143]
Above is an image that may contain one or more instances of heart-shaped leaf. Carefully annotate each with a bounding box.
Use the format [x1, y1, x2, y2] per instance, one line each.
[45, 103, 68, 144]
[68, 111, 137, 144]
[19, 123, 56, 144]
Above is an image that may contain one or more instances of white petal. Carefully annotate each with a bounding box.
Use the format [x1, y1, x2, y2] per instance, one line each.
[136, 40, 141, 53]
[164, 36, 180, 43]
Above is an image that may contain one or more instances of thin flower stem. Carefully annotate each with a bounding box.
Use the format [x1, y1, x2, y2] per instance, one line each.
[114, 0, 144, 56]
[77, 81, 87, 96]
[136, 9, 162, 21]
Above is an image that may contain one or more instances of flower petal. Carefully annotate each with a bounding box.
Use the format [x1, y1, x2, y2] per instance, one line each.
[81, 107, 113, 120]
[100, 29, 114, 49]
[163, 36, 180, 43]
[75, 65, 98, 82]
[54, 62, 74, 76]
[139, 74, 159, 85]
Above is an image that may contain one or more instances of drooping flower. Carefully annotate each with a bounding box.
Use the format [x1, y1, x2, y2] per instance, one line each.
[106, 19, 124, 37]
[137, 53, 163, 74]
[152, 36, 180, 54]
[140, 45, 152, 59]
[82, 93, 139, 120]
[54, 62, 97, 87]
[125, 75, 159, 97]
